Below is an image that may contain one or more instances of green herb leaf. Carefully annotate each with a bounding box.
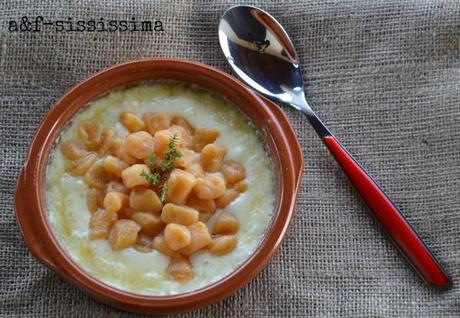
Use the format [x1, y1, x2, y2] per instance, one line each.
[147, 155, 157, 171]
[161, 160, 175, 171]
[140, 170, 160, 186]
[141, 133, 181, 199]
[161, 133, 182, 171]
[160, 181, 168, 203]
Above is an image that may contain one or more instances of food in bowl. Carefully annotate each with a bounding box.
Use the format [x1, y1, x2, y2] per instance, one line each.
[45, 82, 275, 295]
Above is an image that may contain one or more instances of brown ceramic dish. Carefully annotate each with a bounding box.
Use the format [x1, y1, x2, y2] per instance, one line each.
[15, 59, 303, 313]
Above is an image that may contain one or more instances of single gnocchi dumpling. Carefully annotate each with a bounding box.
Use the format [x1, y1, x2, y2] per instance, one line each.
[153, 233, 175, 256]
[110, 138, 138, 165]
[208, 235, 238, 255]
[161, 203, 199, 226]
[121, 164, 152, 188]
[87, 188, 104, 213]
[171, 116, 194, 135]
[185, 191, 216, 213]
[221, 160, 246, 185]
[84, 160, 108, 189]
[125, 131, 156, 159]
[193, 175, 226, 200]
[60, 140, 88, 160]
[153, 129, 174, 156]
[77, 122, 102, 151]
[164, 223, 191, 251]
[67, 153, 98, 176]
[108, 219, 141, 250]
[131, 212, 164, 236]
[103, 191, 129, 213]
[98, 128, 117, 155]
[103, 155, 129, 178]
[215, 189, 239, 209]
[120, 112, 145, 132]
[166, 254, 194, 282]
[143, 113, 171, 135]
[192, 128, 219, 151]
[233, 181, 247, 193]
[129, 186, 163, 214]
[213, 210, 239, 235]
[89, 209, 117, 240]
[180, 221, 212, 255]
[200, 144, 226, 172]
[168, 125, 193, 148]
[166, 169, 196, 204]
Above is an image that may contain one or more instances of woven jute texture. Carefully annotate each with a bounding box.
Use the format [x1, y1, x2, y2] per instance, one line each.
[1, 0, 460, 317]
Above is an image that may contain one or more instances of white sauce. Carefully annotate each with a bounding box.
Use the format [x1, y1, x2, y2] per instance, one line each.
[45, 82, 275, 295]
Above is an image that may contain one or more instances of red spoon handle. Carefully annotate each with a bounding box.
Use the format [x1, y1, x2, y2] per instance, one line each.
[322, 135, 451, 287]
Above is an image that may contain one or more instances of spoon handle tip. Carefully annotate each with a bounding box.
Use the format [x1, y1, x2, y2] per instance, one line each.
[322, 135, 451, 287]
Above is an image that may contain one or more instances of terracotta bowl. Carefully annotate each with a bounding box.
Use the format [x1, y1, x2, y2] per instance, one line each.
[15, 59, 303, 313]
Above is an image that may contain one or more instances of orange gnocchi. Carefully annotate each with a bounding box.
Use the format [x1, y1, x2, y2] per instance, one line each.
[129, 186, 163, 214]
[121, 164, 152, 188]
[200, 144, 226, 172]
[120, 112, 145, 132]
[166, 254, 194, 282]
[61, 111, 247, 282]
[164, 223, 191, 251]
[166, 169, 196, 204]
[125, 131, 155, 159]
[161, 203, 199, 226]
[103, 191, 129, 213]
[61, 140, 89, 160]
[193, 175, 226, 200]
[143, 113, 171, 135]
[108, 219, 141, 250]
[208, 235, 238, 255]
[103, 155, 129, 178]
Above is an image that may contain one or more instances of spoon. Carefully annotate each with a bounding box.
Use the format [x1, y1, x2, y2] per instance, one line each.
[218, 5, 451, 287]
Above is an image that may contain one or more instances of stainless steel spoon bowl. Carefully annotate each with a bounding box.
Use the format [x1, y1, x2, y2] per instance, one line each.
[219, 5, 451, 287]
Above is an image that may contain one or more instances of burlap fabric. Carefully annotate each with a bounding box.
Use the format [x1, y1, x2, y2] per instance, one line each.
[1, 0, 459, 317]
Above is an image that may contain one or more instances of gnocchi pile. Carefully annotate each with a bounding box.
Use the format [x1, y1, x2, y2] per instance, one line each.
[60, 112, 247, 282]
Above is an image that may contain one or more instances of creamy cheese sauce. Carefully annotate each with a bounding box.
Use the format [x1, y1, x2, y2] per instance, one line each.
[45, 82, 275, 295]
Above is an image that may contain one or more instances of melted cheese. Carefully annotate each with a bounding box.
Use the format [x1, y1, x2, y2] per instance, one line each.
[45, 82, 275, 295]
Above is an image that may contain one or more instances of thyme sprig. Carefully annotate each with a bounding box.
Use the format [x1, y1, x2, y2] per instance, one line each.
[159, 181, 169, 203]
[146, 154, 157, 171]
[139, 133, 182, 202]
[140, 170, 160, 186]
[161, 133, 182, 171]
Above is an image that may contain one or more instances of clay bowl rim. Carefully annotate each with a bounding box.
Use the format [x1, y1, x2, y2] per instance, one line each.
[15, 58, 303, 313]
